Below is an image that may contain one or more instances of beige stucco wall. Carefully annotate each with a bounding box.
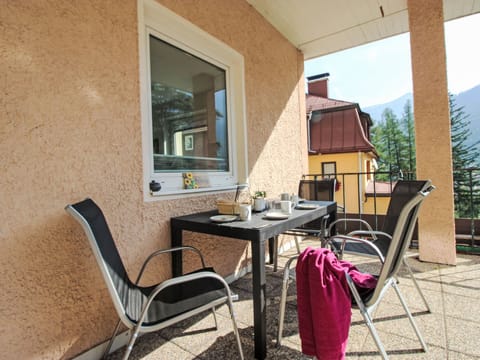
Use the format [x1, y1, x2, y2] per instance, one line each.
[1, 1, 307, 358]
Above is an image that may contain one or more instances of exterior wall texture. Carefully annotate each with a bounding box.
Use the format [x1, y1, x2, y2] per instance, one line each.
[1, 1, 307, 358]
[408, 0, 456, 265]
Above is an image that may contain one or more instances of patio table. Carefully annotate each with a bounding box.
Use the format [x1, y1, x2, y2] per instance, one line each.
[170, 200, 337, 359]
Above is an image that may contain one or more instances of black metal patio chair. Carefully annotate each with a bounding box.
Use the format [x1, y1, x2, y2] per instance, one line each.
[65, 198, 244, 360]
[277, 180, 434, 359]
[327, 179, 433, 312]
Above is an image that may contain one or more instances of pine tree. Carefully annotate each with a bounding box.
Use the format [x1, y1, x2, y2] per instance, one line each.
[450, 93, 480, 218]
[370, 115, 390, 179]
[371, 96, 479, 218]
[371, 108, 411, 179]
[400, 100, 416, 176]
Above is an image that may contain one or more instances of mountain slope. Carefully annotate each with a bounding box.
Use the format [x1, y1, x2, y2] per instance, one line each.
[363, 93, 413, 123]
[363, 85, 480, 147]
[456, 85, 480, 146]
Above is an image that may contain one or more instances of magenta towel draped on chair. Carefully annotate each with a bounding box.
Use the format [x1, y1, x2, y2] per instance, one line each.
[296, 247, 377, 359]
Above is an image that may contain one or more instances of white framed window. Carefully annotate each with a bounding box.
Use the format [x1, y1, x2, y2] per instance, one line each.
[138, 0, 248, 199]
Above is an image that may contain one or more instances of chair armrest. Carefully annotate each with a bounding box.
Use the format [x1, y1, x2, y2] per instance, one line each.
[137, 271, 233, 323]
[286, 214, 330, 244]
[284, 229, 321, 235]
[135, 246, 206, 285]
[347, 230, 391, 241]
[151, 270, 230, 297]
[327, 218, 375, 239]
[325, 234, 385, 262]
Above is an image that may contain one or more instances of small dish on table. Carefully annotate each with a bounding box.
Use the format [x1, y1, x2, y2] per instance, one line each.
[263, 212, 289, 220]
[210, 215, 238, 223]
[295, 204, 319, 210]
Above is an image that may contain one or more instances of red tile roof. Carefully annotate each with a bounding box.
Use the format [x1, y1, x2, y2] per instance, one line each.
[306, 94, 354, 112]
[307, 94, 377, 156]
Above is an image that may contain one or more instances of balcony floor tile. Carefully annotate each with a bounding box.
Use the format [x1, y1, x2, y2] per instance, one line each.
[106, 239, 480, 359]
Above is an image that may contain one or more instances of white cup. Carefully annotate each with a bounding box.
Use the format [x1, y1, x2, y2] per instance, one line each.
[280, 193, 290, 201]
[271, 200, 281, 210]
[239, 204, 252, 221]
[280, 200, 292, 214]
[291, 194, 299, 206]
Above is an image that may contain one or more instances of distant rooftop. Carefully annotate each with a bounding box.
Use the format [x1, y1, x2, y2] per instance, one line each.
[365, 181, 396, 196]
[306, 74, 376, 156]
[306, 94, 354, 113]
[306, 72, 330, 82]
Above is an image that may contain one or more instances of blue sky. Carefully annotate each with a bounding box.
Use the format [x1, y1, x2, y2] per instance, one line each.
[305, 13, 480, 107]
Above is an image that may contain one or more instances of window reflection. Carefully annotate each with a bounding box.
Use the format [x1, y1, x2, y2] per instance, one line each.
[149, 35, 229, 172]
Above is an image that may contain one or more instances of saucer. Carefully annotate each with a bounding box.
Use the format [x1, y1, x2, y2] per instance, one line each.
[264, 212, 289, 220]
[295, 204, 319, 210]
[210, 215, 238, 223]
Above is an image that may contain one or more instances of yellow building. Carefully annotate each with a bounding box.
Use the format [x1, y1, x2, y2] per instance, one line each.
[306, 74, 379, 214]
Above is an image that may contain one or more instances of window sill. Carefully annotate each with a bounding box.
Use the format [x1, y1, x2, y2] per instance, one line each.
[148, 184, 243, 201]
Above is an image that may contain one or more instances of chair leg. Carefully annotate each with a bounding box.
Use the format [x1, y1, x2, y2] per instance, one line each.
[226, 298, 245, 360]
[211, 308, 218, 329]
[294, 236, 301, 254]
[347, 272, 388, 359]
[392, 281, 428, 352]
[277, 256, 297, 346]
[122, 324, 142, 360]
[402, 257, 431, 312]
[359, 306, 389, 360]
[102, 318, 122, 359]
[274, 235, 301, 273]
[276, 269, 289, 346]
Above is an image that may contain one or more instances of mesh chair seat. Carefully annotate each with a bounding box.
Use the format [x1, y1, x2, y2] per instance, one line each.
[126, 269, 226, 325]
[330, 234, 391, 259]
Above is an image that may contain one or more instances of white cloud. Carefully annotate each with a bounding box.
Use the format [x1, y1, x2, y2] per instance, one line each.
[445, 14, 480, 93]
[305, 14, 480, 107]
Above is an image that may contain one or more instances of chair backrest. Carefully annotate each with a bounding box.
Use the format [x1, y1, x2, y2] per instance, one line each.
[366, 180, 434, 306]
[372, 180, 430, 255]
[382, 180, 429, 235]
[298, 178, 336, 201]
[65, 198, 133, 324]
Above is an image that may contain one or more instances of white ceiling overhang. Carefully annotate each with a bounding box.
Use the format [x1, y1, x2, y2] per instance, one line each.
[246, 0, 480, 60]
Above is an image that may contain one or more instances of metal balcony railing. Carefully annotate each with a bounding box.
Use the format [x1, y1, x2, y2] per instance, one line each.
[302, 168, 480, 254]
[453, 167, 480, 251]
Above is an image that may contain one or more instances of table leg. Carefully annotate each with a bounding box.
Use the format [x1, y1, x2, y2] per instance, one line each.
[251, 239, 267, 360]
[269, 236, 279, 272]
[268, 237, 275, 265]
[171, 225, 183, 277]
[330, 207, 337, 236]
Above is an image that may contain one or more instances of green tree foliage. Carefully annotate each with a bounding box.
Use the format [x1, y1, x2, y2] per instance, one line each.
[371, 95, 480, 218]
[371, 103, 415, 180]
[401, 100, 416, 173]
[449, 94, 480, 218]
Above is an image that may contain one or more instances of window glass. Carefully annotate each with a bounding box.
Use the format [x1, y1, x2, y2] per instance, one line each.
[149, 35, 229, 173]
[322, 162, 337, 177]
